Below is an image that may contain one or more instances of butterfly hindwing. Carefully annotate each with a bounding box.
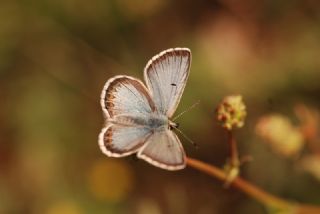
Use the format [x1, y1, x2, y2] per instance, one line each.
[99, 124, 152, 157]
[137, 129, 186, 170]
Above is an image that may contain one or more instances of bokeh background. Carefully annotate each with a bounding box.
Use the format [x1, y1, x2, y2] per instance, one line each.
[1, 0, 320, 213]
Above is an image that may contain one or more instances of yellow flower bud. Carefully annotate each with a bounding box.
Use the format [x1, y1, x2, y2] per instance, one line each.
[255, 114, 304, 158]
[216, 95, 247, 130]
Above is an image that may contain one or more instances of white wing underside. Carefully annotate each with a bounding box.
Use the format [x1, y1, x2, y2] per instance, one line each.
[100, 75, 155, 119]
[99, 124, 151, 157]
[144, 48, 191, 118]
[99, 76, 155, 156]
[138, 130, 186, 170]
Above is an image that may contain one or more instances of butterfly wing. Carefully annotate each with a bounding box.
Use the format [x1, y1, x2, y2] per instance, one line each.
[99, 76, 156, 156]
[101, 75, 156, 119]
[99, 124, 152, 157]
[144, 48, 191, 118]
[137, 130, 186, 170]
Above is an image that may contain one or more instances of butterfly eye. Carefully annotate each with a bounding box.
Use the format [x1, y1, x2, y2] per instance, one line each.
[169, 122, 179, 130]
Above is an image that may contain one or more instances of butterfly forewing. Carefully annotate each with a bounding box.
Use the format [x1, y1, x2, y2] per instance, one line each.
[138, 130, 186, 170]
[101, 75, 156, 118]
[144, 48, 191, 118]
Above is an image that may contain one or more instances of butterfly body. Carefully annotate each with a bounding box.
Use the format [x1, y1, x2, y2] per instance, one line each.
[99, 48, 191, 170]
[109, 113, 169, 130]
[145, 114, 169, 130]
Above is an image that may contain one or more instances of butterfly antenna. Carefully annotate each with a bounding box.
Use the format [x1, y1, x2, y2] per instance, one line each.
[172, 100, 200, 122]
[172, 126, 198, 149]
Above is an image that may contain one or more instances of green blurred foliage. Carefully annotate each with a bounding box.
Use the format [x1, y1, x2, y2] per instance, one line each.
[1, 0, 320, 213]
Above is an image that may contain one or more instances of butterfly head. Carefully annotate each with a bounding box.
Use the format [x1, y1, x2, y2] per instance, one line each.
[169, 121, 179, 130]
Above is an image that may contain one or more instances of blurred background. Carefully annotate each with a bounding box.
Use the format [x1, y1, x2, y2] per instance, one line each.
[1, 0, 320, 213]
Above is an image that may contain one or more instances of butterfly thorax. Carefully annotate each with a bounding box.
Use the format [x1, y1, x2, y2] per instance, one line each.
[112, 113, 173, 131]
[145, 114, 169, 130]
[146, 114, 179, 131]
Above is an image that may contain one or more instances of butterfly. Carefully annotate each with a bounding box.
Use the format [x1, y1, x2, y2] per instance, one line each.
[98, 48, 191, 170]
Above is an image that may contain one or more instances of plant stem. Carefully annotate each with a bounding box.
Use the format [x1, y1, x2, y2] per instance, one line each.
[227, 130, 240, 167]
[186, 157, 320, 213]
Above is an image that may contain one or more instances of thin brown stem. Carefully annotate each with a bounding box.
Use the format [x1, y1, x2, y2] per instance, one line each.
[227, 130, 240, 167]
[187, 157, 320, 213]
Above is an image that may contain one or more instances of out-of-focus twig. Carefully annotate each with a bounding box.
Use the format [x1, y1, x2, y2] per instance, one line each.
[187, 157, 320, 214]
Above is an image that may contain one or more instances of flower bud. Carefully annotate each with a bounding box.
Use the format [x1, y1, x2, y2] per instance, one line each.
[255, 114, 304, 157]
[216, 95, 247, 130]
